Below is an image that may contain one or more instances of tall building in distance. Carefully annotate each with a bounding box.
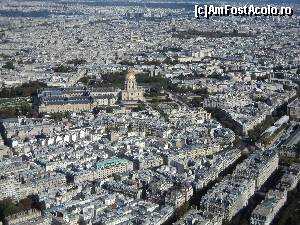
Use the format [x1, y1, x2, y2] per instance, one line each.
[121, 67, 145, 102]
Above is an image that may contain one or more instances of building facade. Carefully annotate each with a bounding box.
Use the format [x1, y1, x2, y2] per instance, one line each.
[287, 98, 300, 122]
[251, 190, 287, 225]
[37, 87, 119, 113]
[121, 68, 145, 102]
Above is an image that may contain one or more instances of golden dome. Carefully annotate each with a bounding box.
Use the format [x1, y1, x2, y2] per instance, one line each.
[126, 67, 135, 81]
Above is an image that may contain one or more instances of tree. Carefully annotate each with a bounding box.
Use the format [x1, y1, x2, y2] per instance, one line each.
[50, 113, 64, 122]
[175, 201, 189, 219]
[20, 103, 32, 116]
[66, 58, 87, 66]
[190, 97, 204, 107]
[19, 198, 32, 210]
[106, 107, 113, 113]
[132, 104, 146, 112]
[2, 61, 15, 70]
[92, 107, 101, 115]
[163, 57, 176, 65]
[0, 198, 23, 222]
[52, 64, 75, 73]
[78, 76, 93, 85]
[119, 60, 135, 66]
[0, 81, 47, 98]
[248, 115, 275, 142]
[194, 88, 208, 95]
[147, 87, 164, 97]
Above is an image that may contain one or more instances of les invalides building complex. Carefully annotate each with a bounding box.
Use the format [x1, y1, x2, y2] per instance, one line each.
[37, 68, 145, 113]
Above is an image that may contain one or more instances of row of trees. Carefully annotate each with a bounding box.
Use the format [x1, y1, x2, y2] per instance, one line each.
[261, 124, 287, 146]
[78, 71, 127, 89]
[0, 196, 44, 223]
[119, 57, 179, 66]
[247, 98, 292, 142]
[247, 115, 275, 142]
[0, 81, 46, 118]
[52, 64, 76, 73]
[189, 95, 208, 107]
[66, 58, 87, 66]
[0, 81, 47, 98]
[78, 71, 171, 91]
[92, 106, 114, 115]
[0, 103, 37, 119]
[2, 61, 15, 70]
[167, 84, 212, 94]
[51, 58, 87, 73]
[173, 29, 256, 39]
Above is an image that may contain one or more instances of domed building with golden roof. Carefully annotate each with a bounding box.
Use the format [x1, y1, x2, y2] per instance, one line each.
[126, 67, 136, 81]
[121, 67, 145, 102]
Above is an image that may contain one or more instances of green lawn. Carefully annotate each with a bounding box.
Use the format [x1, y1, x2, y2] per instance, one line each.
[0, 97, 31, 107]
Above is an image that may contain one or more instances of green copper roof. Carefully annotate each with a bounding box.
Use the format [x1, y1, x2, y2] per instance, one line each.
[96, 158, 129, 169]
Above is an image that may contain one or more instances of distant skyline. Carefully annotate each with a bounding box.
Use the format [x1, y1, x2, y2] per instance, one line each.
[28, 0, 300, 3]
